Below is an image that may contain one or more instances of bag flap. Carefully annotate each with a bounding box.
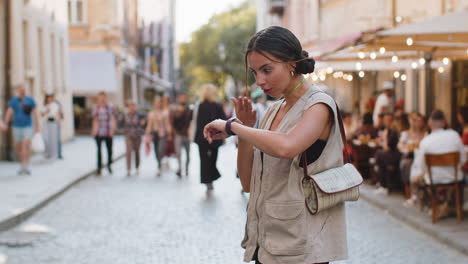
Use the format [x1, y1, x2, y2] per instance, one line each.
[309, 163, 363, 194]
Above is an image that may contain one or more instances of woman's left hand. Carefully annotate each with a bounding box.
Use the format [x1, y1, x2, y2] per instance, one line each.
[203, 119, 228, 144]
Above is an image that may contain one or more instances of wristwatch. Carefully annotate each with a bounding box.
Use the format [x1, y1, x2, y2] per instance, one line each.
[226, 117, 243, 136]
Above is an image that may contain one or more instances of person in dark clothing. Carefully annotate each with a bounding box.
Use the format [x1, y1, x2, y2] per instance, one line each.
[353, 112, 378, 139]
[194, 84, 227, 191]
[170, 93, 193, 177]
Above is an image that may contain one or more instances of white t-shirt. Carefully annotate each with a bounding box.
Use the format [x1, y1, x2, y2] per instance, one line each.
[44, 102, 60, 120]
[410, 129, 466, 184]
[373, 93, 391, 125]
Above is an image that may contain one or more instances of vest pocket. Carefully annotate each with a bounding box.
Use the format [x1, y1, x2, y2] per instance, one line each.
[264, 200, 306, 256]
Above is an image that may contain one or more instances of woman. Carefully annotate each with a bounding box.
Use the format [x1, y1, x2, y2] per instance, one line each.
[145, 96, 172, 176]
[204, 26, 346, 264]
[194, 84, 227, 191]
[399, 112, 427, 206]
[123, 100, 145, 176]
[161, 94, 175, 160]
[41, 93, 61, 159]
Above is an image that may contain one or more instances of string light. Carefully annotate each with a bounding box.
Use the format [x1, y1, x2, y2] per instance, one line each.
[392, 55, 398, 63]
[319, 74, 326, 81]
[347, 75, 353, 81]
[393, 71, 400, 78]
[406, 37, 414, 46]
[401, 74, 407, 81]
[438, 67, 445, 73]
[326, 67, 333, 74]
[358, 52, 365, 59]
[379, 47, 386, 54]
[419, 58, 426, 65]
[442, 57, 450, 65]
[395, 16, 403, 23]
[411, 62, 418, 69]
[355, 62, 362, 70]
[358, 71, 365, 78]
[312, 74, 318, 81]
[370, 52, 377, 60]
[337, 71, 344, 78]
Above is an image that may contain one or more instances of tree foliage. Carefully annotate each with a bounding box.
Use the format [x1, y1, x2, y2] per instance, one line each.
[179, 1, 256, 101]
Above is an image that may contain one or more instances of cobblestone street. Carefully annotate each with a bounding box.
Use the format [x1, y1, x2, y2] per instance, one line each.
[0, 142, 467, 264]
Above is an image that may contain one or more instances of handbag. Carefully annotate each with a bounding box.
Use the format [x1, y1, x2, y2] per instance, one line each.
[301, 100, 363, 215]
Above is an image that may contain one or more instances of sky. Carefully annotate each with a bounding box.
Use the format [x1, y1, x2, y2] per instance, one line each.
[176, 0, 247, 43]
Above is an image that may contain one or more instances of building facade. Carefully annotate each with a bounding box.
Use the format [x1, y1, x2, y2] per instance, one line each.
[257, 0, 468, 124]
[68, 0, 140, 114]
[1, 0, 73, 159]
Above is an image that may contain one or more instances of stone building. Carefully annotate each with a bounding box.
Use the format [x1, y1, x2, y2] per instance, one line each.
[0, 0, 73, 160]
[256, 0, 468, 124]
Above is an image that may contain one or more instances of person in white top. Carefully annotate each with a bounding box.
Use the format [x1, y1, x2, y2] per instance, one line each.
[373, 81, 394, 125]
[41, 93, 61, 159]
[405, 110, 467, 207]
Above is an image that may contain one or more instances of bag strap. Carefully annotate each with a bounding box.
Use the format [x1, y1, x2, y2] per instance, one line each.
[301, 91, 350, 178]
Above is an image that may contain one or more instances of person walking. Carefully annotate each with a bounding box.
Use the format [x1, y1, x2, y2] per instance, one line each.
[91, 91, 116, 176]
[123, 100, 145, 176]
[203, 26, 347, 264]
[145, 96, 172, 176]
[170, 93, 192, 177]
[41, 93, 61, 159]
[3, 84, 40, 175]
[194, 84, 227, 191]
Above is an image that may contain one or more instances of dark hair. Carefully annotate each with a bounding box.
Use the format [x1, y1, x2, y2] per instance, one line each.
[245, 26, 315, 76]
[363, 112, 373, 125]
[458, 106, 468, 124]
[430, 109, 445, 121]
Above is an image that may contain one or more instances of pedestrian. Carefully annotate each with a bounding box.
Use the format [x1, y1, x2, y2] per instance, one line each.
[170, 93, 192, 177]
[145, 96, 172, 176]
[55, 98, 64, 159]
[373, 81, 394, 125]
[194, 84, 226, 191]
[3, 84, 40, 175]
[91, 91, 116, 176]
[203, 26, 348, 264]
[161, 94, 175, 160]
[123, 100, 145, 176]
[41, 93, 61, 159]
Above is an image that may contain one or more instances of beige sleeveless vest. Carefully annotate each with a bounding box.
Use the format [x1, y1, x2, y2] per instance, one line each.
[241, 88, 348, 264]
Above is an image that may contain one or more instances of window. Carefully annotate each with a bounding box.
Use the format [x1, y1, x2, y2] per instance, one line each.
[68, 0, 86, 25]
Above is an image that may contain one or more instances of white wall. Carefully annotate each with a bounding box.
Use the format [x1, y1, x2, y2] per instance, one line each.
[9, 0, 74, 141]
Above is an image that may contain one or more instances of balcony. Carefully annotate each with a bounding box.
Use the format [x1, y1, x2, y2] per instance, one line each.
[269, 0, 285, 16]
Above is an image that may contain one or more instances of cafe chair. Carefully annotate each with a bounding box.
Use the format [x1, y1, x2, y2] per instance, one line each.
[424, 152, 464, 223]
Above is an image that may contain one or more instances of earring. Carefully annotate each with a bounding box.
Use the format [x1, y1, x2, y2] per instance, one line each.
[290, 71, 295, 77]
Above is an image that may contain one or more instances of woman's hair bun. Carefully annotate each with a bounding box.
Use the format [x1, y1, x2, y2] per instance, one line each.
[296, 50, 315, 74]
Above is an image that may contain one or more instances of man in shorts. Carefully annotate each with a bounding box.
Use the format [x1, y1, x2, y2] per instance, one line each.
[3, 84, 40, 175]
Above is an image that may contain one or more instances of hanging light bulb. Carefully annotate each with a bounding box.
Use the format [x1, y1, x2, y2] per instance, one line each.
[347, 75, 353, 81]
[392, 55, 398, 63]
[442, 57, 450, 65]
[319, 74, 326, 81]
[358, 71, 365, 78]
[395, 16, 403, 23]
[393, 71, 400, 78]
[419, 58, 426, 65]
[411, 62, 418, 69]
[379, 47, 386, 54]
[312, 74, 318, 81]
[337, 71, 344, 78]
[406, 37, 414, 46]
[326, 67, 333, 74]
[358, 52, 365, 59]
[401, 74, 407, 81]
[355, 62, 362, 70]
[370, 52, 377, 60]
[438, 67, 445, 73]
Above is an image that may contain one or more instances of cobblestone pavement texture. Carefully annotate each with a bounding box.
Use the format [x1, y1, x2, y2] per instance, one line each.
[1, 142, 467, 264]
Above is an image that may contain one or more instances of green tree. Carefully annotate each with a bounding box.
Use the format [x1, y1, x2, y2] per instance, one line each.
[179, 1, 256, 101]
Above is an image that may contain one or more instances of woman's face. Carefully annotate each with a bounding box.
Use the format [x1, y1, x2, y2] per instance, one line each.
[247, 51, 293, 98]
[153, 98, 161, 109]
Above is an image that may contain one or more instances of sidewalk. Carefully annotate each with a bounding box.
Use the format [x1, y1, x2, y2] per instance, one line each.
[0, 136, 125, 232]
[360, 184, 468, 256]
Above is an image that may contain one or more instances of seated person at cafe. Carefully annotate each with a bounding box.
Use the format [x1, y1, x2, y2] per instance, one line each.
[374, 113, 401, 195]
[405, 110, 466, 207]
[353, 112, 378, 139]
[398, 112, 427, 190]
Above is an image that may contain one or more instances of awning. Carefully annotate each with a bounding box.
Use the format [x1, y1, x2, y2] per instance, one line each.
[311, 27, 382, 58]
[133, 70, 172, 90]
[69, 51, 118, 95]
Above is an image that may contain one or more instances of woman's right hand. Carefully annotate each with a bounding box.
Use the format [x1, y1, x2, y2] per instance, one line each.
[231, 97, 257, 128]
